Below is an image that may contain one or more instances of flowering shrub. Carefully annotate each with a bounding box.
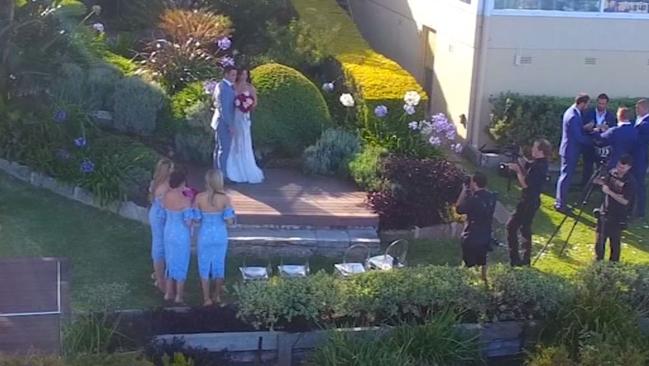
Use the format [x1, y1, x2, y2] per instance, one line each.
[143, 9, 233, 92]
[368, 156, 464, 230]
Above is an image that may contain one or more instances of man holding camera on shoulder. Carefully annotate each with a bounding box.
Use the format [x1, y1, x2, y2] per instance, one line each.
[593, 154, 636, 262]
[455, 172, 496, 284]
[505, 139, 552, 267]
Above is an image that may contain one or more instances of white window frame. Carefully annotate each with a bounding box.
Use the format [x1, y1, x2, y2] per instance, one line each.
[485, 0, 649, 17]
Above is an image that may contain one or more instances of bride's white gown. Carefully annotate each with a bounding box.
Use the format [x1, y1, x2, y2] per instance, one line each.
[226, 110, 264, 183]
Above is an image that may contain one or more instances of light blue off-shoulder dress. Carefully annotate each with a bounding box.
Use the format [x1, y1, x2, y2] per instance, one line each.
[196, 207, 235, 280]
[161, 208, 195, 281]
[149, 198, 165, 262]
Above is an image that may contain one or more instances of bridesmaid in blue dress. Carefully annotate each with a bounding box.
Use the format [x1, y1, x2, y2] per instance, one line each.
[162, 170, 194, 304]
[148, 158, 173, 293]
[195, 169, 235, 306]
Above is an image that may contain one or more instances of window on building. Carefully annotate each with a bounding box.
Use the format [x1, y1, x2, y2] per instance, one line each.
[494, 0, 600, 11]
[603, 0, 649, 12]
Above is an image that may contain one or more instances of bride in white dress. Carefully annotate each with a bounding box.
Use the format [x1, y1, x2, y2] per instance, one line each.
[226, 68, 264, 184]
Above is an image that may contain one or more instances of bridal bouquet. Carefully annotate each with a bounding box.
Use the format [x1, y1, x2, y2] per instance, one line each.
[235, 92, 255, 113]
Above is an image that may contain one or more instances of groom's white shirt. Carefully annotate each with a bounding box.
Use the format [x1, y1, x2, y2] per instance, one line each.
[210, 79, 234, 130]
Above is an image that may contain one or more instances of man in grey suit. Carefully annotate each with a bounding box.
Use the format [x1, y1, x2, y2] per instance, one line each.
[211, 66, 238, 177]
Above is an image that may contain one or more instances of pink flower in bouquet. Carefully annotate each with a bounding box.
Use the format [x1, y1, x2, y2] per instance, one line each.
[182, 186, 199, 203]
[235, 93, 255, 113]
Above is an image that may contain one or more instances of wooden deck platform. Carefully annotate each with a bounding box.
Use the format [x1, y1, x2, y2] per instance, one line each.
[186, 167, 378, 228]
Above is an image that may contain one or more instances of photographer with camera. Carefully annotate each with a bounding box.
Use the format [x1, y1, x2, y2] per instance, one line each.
[505, 139, 552, 266]
[593, 154, 636, 262]
[455, 172, 496, 284]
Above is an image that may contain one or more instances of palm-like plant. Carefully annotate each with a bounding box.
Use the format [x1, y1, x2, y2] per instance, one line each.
[159, 8, 231, 45]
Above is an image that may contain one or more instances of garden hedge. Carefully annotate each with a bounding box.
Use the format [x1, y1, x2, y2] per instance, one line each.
[251, 63, 332, 157]
[291, 0, 428, 154]
[489, 92, 642, 148]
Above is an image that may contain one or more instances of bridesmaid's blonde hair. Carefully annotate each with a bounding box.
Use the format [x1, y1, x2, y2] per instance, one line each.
[205, 169, 225, 206]
[150, 159, 174, 202]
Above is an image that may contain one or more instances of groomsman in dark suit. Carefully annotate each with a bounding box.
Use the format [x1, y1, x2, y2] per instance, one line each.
[593, 107, 637, 170]
[580, 93, 618, 186]
[555, 94, 593, 214]
[631, 99, 649, 218]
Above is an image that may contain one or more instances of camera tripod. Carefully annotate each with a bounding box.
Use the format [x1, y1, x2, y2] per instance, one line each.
[532, 162, 608, 265]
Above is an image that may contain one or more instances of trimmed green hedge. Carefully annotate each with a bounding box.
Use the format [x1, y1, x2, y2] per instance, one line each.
[291, 0, 429, 156]
[489, 93, 641, 148]
[251, 63, 332, 157]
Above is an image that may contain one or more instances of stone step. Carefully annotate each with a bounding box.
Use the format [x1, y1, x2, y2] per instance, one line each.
[225, 227, 380, 258]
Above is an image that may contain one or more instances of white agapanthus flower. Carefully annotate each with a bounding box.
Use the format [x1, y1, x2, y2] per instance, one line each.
[339, 93, 355, 108]
[92, 23, 105, 33]
[408, 121, 419, 130]
[404, 91, 421, 106]
[322, 82, 335, 92]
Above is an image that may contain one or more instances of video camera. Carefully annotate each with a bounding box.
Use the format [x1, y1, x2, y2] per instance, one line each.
[496, 144, 521, 190]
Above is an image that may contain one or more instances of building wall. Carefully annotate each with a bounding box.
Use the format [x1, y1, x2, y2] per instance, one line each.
[474, 14, 649, 147]
[348, 0, 479, 138]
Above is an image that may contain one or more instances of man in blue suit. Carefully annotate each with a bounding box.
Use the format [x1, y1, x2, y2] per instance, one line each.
[631, 99, 649, 218]
[210, 66, 237, 177]
[555, 94, 593, 214]
[593, 107, 637, 170]
[580, 93, 618, 186]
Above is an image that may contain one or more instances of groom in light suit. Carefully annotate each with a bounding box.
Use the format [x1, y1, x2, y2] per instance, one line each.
[211, 66, 238, 177]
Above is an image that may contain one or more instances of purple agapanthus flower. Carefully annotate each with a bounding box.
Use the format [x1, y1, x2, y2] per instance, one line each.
[80, 159, 95, 173]
[203, 80, 218, 95]
[428, 136, 442, 146]
[217, 37, 232, 51]
[374, 105, 388, 118]
[219, 56, 235, 67]
[53, 110, 67, 123]
[74, 137, 87, 148]
[403, 104, 416, 116]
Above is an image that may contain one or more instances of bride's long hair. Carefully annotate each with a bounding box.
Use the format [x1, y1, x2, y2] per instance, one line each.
[205, 169, 226, 207]
[236, 68, 251, 84]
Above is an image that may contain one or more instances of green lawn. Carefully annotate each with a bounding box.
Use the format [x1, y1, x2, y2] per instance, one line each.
[450, 157, 649, 277]
[2, 157, 649, 311]
[0, 171, 337, 310]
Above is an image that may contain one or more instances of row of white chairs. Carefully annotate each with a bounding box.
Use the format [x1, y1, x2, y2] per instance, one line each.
[239, 240, 409, 281]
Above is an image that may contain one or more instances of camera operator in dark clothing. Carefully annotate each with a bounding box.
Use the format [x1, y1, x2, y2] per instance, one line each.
[456, 172, 496, 284]
[593, 154, 636, 262]
[506, 139, 552, 266]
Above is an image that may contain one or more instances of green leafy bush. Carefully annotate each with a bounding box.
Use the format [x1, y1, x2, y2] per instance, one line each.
[348, 144, 387, 191]
[309, 310, 480, 366]
[170, 81, 214, 163]
[303, 128, 360, 176]
[52, 62, 122, 111]
[113, 76, 167, 135]
[489, 92, 640, 148]
[93, 0, 165, 31]
[264, 19, 333, 71]
[102, 51, 138, 76]
[251, 63, 332, 157]
[234, 271, 338, 330]
[143, 9, 232, 92]
[527, 346, 575, 366]
[489, 265, 575, 321]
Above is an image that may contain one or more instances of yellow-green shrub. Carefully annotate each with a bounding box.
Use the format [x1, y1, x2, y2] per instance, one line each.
[291, 0, 428, 156]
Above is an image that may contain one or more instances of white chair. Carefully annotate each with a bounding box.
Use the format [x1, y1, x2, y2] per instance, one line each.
[367, 239, 408, 271]
[239, 256, 271, 281]
[334, 244, 370, 277]
[277, 259, 310, 278]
